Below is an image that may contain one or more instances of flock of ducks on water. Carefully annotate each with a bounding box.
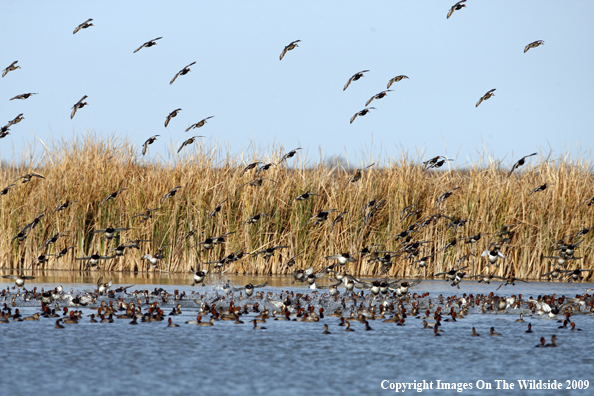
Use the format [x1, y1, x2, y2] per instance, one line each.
[1, 274, 592, 351]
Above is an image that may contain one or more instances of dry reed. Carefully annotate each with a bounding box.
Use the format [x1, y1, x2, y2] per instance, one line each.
[1, 133, 593, 281]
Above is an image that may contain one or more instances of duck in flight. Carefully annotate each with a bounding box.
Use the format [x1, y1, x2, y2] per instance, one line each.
[133, 37, 162, 53]
[476, 89, 496, 107]
[280, 40, 300, 60]
[2, 61, 20, 78]
[447, 1, 466, 19]
[344, 70, 369, 91]
[73, 18, 93, 34]
[71, 95, 88, 119]
[524, 40, 544, 53]
[170, 62, 196, 85]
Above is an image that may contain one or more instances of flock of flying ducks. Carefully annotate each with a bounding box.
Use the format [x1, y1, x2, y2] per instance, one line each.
[1, 9, 590, 291]
[1, 138, 593, 293]
[2, 4, 546, 144]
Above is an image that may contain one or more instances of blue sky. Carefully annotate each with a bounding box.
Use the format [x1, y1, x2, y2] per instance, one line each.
[2, 1, 593, 168]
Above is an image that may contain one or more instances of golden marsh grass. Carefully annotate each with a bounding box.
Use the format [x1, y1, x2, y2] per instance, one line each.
[1, 134, 593, 281]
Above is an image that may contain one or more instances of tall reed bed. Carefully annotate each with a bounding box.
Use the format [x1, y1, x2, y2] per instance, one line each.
[1, 134, 593, 280]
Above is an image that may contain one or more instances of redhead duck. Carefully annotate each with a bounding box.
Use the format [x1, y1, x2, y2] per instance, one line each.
[170, 62, 195, 85]
[279, 40, 300, 61]
[12, 308, 23, 320]
[558, 320, 569, 329]
[62, 312, 79, 324]
[476, 89, 496, 107]
[2, 61, 20, 77]
[99, 188, 127, 206]
[278, 148, 302, 164]
[133, 37, 162, 53]
[524, 40, 544, 53]
[197, 316, 214, 326]
[178, 136, 204, 153]
[443, 311, 457, 322]
[509, 153, 538, 176]
[73, 18, 93, 34]
[161, 186, 181, 204]
[169, 304, 182, 316]
[433, 324, 442, 336]
[528, 183, 552, 196]
[447, 0, 466, 19]
[323, 325, 331, 334]
[422, 320, 435, 329]
[167, 318, 179, 327]
[515, 313, 525, 322]
[545, 335, 557, 347]
[350, 107, 375, 124]
[387, 75, 408, 89]
[254, 315, 267, 323]
[365, 90, 393, 107]
[186, 116, 214, 132]
[471, 327, 480, 337]
[496, 276, 528, 290]
[570, 322, 582, 331]
[70, 95, 88, 119]
[256, 162, 274, 176]
[343, 70, 369, 91]
[252, 319, 266, 330]
[489, 327, 502, 336]
[141, 136, 159, 156]
[100, 314, 114, 323]
[383, 315, 399, 323]
[275, 310, 291, 321]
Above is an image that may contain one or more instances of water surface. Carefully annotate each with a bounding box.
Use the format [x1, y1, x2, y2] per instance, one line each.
[1, 272, 593, 396]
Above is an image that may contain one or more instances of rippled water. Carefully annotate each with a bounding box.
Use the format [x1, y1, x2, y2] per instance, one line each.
[1, 272, 593, 396]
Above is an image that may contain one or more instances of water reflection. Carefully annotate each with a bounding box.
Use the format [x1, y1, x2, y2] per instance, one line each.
[0, 269, 281, 288]
[1, 269, 593, 297]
